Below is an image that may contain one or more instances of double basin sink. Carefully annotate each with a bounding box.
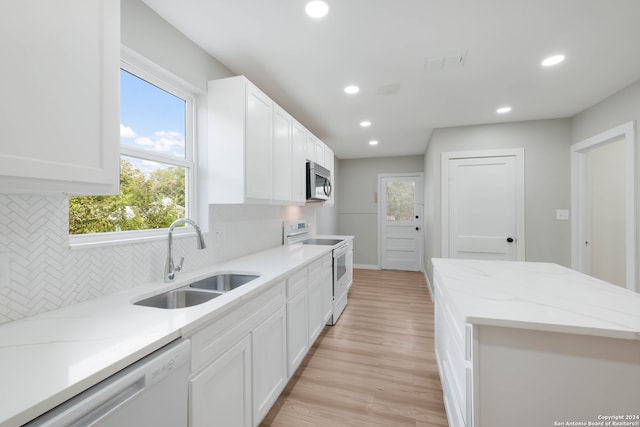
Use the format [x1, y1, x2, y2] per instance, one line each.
[134, 273, 259, 309]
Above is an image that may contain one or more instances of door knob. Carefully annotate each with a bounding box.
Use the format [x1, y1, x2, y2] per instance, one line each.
[415, 227, 420, 231]
[506, 237, 514, 243]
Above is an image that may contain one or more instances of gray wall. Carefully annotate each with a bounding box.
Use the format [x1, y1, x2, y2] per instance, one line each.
[337, 155, 424, 266]
[423, 119, 572, 286]
[572, 80, 640, 143]
[316, 160, 339, 235]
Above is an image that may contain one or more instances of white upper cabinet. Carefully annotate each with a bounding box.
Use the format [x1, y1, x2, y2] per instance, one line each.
[209, 76, 274, 203]
[324, 146, 335, 206]
[0, 0, 120, 195]
[208, 75, 335, 206]
[291, 121, 307, 204]
[272, 105, 293, 203]
[245, 84, 274, 200]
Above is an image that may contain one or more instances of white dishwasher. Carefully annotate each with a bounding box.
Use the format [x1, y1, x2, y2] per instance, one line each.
[25, 339, 190, 427]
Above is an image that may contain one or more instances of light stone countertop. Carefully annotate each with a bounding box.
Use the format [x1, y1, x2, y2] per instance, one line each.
[432, 258, 640, 340]
[0, 238, 351, 427]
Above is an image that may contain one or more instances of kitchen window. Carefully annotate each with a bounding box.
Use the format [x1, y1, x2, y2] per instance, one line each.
[69, 54, 198, 247]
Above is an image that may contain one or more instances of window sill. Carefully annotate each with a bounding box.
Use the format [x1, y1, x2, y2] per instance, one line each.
[69, 228, 204, 250]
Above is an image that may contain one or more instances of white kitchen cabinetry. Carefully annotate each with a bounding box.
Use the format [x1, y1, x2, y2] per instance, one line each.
[291, 121, 308, 204]
[190, 335, 252, 427]
[251, 306, 287, 425]
[433, 260, 640, 427]
[0, 0, 120, 195]
[208, 76, 274, 203]
[188, 282, 285, 427]
[324, 146, 335, 206]
[307, 259, 324, 343]
[434, 277, 471, 427]
[321, 253, 333, 324]
[273, 105, 293, 203]
[286, 268, 309, 376]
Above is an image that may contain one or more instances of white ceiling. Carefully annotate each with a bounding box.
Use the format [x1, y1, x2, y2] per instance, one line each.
[141, 0, 640, 159]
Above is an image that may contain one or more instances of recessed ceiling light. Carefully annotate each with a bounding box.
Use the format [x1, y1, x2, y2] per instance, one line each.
[360, 120, 371, 127]
[305, 1, 329, 18]
[541, 54, 565, 67]
[344, 85, 359, 95]
[369, 140, 379, 146]
[496, 106, 512, 114]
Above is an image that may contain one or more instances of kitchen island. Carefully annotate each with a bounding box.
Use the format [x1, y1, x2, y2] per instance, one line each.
[432, 258, 640, 427]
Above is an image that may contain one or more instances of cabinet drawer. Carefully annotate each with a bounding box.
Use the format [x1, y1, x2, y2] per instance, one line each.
[287, 267, 307, 298]
[190, 281, 285, 374]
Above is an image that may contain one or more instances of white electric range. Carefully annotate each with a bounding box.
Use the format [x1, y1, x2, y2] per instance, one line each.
[283, 220, 353, 324]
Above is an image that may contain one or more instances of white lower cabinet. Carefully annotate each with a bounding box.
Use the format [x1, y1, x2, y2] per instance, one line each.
[321, 253, 333, 324]
[190, 335, 252, 427]
[188, 282, 285, 427]
[307, 259, 324, 343]
[286, 287, 309, 376]
[251, 306, 287, 425]
[188, 256, 331, 426]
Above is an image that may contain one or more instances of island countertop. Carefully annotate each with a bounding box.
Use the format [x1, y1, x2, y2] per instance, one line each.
[431, 258, 640, 340]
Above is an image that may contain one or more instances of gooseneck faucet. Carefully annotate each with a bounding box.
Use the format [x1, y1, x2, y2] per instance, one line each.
[164, 218, 206, 282]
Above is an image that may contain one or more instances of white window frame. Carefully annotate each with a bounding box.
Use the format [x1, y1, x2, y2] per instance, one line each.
[70, 47, 202, 249]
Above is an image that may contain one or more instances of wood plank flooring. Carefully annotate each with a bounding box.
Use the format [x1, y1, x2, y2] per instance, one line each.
[260, 269, 448, 427]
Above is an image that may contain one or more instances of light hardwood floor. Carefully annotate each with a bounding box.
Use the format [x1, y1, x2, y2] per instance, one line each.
[261, 269, 449, 427]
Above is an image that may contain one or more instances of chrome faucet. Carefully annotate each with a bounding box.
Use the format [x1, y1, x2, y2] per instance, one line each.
[164, 218, 206, 282]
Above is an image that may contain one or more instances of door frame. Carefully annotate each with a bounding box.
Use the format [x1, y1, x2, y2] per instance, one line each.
[441, 148, 526, 260]
[377, 172, 425, 271]
[571, 121, 637, 291]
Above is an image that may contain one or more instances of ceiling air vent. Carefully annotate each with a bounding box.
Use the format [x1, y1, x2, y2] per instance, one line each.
[424, 50, 467, 73]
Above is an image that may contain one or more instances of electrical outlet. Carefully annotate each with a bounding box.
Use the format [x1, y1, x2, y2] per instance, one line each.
[556, 209, 569, 220]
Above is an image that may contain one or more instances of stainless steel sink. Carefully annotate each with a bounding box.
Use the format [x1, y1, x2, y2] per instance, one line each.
[134, 288, 223, 309]
[189, 273, 260, 292]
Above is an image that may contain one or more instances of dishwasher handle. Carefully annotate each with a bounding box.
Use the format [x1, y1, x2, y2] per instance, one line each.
[25, 339, 190, 427]
[65, 377, 145, 427]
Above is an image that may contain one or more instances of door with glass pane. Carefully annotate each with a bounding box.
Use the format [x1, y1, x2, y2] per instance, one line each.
[379, 174, 424, 271]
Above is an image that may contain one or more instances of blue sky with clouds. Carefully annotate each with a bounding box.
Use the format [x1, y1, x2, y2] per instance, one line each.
[119, 69, 186, 161]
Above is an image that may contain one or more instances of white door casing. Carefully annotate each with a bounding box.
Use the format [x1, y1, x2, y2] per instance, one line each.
[442, 149, 525, 261]
[378, 173, 424, 271]
[571, 121, 637, 292]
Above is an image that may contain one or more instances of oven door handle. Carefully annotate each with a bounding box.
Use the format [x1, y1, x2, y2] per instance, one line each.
[333, 242, 350, 257]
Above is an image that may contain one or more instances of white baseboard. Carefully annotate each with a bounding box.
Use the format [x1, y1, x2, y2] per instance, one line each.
[353, 264, 380, 270]
[423, 270, 434, 301]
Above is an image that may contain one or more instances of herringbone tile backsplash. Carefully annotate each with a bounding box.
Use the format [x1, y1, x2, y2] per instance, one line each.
[0, 195, 302, 325]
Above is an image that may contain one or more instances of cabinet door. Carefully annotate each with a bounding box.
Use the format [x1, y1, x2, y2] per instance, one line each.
[0, 0, 119, 194]
[315, 140, 326, 167]
[321, 254, 334, 324]
[325, 147, 335, 206]
[252, 306, 287, 426]
[286, 290, 309, 376]
[190, 335, 252, 427]
[308, 260, 324, 343]
[291, 122, 307, 203]
[305, 135, 317, 163]
[245, 83, 273, 200]
[273, 106, 292, 202]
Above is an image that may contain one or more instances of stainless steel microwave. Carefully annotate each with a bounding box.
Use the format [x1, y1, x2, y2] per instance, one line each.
[306, 161, 332, 201]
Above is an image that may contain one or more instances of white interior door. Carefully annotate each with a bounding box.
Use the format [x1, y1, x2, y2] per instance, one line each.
[379, 174, 424, 271]
[586, 137, 627, 287]
[571, 121, 637, 292]
[442, 150, 525, 261]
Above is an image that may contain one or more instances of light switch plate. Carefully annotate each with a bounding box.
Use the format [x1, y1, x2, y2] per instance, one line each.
[556, 209, 569, 220]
